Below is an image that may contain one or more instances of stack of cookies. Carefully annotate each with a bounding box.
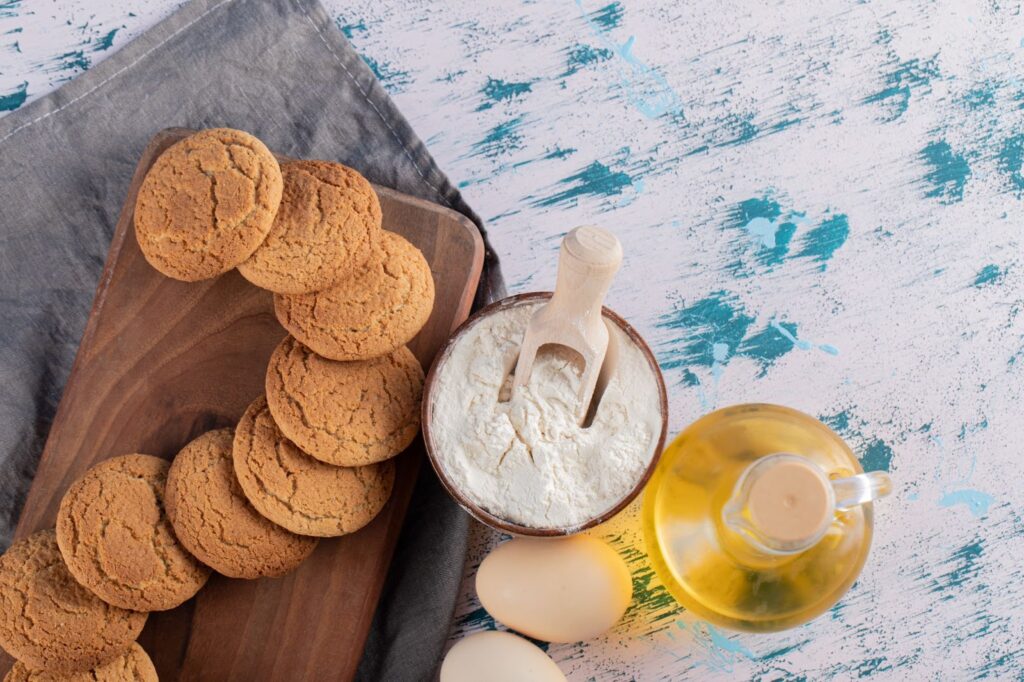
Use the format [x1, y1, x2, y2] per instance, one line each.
[0, 128, 435, 680]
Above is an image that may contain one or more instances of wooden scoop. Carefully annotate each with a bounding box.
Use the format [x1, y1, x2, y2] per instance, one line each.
[511, 226, 623, 424]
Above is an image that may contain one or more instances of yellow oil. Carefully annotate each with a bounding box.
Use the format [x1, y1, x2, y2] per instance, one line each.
[642, 404, 873, 632]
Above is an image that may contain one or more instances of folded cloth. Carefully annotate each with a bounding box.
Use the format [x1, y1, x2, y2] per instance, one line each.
[0, 0, 503, 679]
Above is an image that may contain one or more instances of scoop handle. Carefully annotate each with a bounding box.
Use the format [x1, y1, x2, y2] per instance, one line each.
[832, 471, 893, 510]
[547, 226, 623, 324]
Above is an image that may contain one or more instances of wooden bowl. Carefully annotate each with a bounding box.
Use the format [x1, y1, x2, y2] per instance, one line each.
[422, 292, 669, 537]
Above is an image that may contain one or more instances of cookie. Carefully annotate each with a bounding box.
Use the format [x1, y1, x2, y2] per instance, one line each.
[232, 396, 395, 537]
[56, 455, 211, 611]
[0, 529, 146, 674]
[4, 643, 157, 682]
[237, 160, 382, 294]
[134, 127, 283, 281]
[165, 428, 318, 579]
[265, 336, 423, 466]
[274, 231, 435, 361]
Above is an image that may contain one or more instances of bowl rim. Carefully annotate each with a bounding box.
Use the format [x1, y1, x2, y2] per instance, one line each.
[421, 292, 669, 537]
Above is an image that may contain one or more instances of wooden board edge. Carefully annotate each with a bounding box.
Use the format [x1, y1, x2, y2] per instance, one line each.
[12, 132, 171, 539]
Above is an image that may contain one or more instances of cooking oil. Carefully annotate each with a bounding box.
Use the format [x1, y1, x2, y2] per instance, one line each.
[642, 404, 887, 632]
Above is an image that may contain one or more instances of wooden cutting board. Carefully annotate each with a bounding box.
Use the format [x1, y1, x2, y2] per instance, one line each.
[1, 128, 484, 681]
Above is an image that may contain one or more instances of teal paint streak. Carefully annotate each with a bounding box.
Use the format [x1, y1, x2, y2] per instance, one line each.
[656, 291, 755, 370]
[360, 56, 410, 93]
[973, 263, 1004, 287]
[657, 292, 832, 380]
[733, 196, 783, 225]
[920, 140, 971, 204]
[854, 657, 893, 678]
[796, 214, 849, 265]
[820, 410, 894, 471]
[705, 111, 806, 149]
[561, 43, 613, 78]
[974, 647, 1024, 679]
[470, 115, 525, 159]
[822, 410, 851, 432]
[588, 1, 624, 30]
[617, 544, 681, 628]
[542, 146, 576, 160]
[0, 0, 20, 19]
[930, 540, 983, 594]
[455, 606, 498, 631]
[529, 160, 634, 209]
[476, 77, 534, 111]
[717, 113, 760, 146]
[997, 134, 1024, 194]
[336, 19, 367, 39]
[860, 438, 894, 472]
[752, 219, 797, 265]
[939, 489, 994, 518]
[861, 56, 939, 121]
[727, 197, 803, 269]
[0, 81, 27, 112]
[761, 639, 812, 661]
[46, 50, 91, 79]
[964, 86, 996, 109]
[727, 195, 848, 273]
[95, 28, 119, 51]
[737, 322, 801, 377]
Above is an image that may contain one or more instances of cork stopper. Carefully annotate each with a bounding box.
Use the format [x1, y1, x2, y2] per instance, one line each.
[747, 457, 832, 547]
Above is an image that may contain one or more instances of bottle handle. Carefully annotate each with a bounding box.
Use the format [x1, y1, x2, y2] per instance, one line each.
[831, 471, 893, 511]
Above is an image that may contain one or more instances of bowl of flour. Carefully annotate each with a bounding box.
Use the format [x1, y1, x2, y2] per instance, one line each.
[423, 293, 668, 536]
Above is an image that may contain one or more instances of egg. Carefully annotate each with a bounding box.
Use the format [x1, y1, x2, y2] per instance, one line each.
[439, 631, 566, 682]
[476, 535, 632, 643]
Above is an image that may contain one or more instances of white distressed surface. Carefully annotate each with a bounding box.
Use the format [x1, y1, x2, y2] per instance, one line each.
[3, 0, 1023, 679]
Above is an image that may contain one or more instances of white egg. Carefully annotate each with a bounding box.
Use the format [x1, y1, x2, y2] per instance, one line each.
[476, 536, 632, 643]
[439, 631, 566, 682]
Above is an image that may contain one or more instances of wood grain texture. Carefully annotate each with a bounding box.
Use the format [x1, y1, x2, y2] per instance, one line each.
[1, 128, 483, 681]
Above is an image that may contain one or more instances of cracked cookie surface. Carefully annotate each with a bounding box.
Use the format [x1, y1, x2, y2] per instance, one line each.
[56, 455, 211, 612]
[4, 642, 157, 681]
[237, 160, 382, 294]
[274, 230, 435, 361]
[265, 336, 423, 466]
[165, 428, 318, 579]
[134, 128, 283, 281]
[232, 396, 395, 537]
[0, 529, 146, 674]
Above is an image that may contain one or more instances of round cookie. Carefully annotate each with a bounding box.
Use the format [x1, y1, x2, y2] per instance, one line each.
[56, 455, 211, 612]
[0, 529, 146, 674]
[265, 336, 424, 466]
[233, 396, 396, 537]
[274, 230, 435, 361]
[165, 428, 318, 579]
[237, 160, 382, 294]
[134, 127, 283, 281]
[4, 643, 157, 682]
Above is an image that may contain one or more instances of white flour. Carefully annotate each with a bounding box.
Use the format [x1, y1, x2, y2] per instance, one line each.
[429, 302, 662, 529]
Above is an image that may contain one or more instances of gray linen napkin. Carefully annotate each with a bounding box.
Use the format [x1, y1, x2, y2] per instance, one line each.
[0, 0, 502, 679]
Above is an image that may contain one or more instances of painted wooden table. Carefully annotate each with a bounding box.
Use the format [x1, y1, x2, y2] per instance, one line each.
[2, 1, 1021, 679]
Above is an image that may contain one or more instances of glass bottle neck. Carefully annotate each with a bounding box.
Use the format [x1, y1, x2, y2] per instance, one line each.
[720, 454, 835, 557]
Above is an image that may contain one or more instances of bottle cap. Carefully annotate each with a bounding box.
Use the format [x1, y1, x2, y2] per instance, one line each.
[747, 457, 832, 547]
